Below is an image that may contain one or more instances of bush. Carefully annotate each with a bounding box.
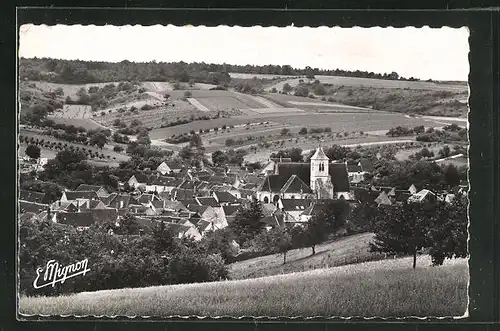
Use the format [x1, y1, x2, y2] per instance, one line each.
[299, 127, 308, 135]
[140, 104, 155, 111]
[280, 128, 291, 136]
[113, 145, 124, 152]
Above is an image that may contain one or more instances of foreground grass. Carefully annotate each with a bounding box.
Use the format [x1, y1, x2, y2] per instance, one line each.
[19, 256, 468, 318]
[229, 232, 385, 280]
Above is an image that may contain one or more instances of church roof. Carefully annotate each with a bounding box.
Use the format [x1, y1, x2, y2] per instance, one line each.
[311, 147, 329, 160]
[261, 162, 350, 193]
[280, 175, 313, 194]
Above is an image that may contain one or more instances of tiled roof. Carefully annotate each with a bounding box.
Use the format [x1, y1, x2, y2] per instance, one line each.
[196, 197, 219, 207]
[186, 204, 210, 215]
[300, 201, 328, 217]
[280, 175, 313, 194]
[19, 200, 48, 214]
[99, 193, 117, 206]
[172, 188, 195, 200]
[347, 164, 363, 173]
[75, 184, 105, 193]
[359, 159, 375, 172]
[64, 191, 99, 200]
[222, 205, 241, 216]
[279, 199, 311, 211]
[107, 194, 131, 209]
[213, 191, 239, 203]
[19, 190, 45, 204]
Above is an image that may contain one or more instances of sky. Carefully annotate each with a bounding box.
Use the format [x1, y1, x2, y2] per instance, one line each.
[19, 24, 469, 81]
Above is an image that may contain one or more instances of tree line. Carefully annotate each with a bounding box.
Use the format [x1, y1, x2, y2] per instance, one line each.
[20, 57, 419, 85]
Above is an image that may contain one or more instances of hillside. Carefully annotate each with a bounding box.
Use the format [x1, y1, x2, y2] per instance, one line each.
[19, 256, 468, 317]
[229, 232, 384, 280]
[265, 78, 468, 117]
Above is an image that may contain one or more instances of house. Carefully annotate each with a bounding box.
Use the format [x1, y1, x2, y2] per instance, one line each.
[212, 191, 239, 205]
[19, 200, 48, 215]
[408, 184, 418, 195]
[128, 173, 151, 189]
[156, 161, 172, 175]
[107, 194, 133, 209]
[75, 184, 109, 197]
[257, 146, 350, 203]
[346, 163, 365, 184]
[277, 199, 311, 223]
[60, 191, 99, 205]
[150, 176, 181, 193]
[299, 201, 329, 223]
[260, 157, 292, 176]
[408, 189, 437, 204]
[163, 222, 202, 241]
[99, 193, 118, 206]
[374, 191, 392, 206]
[137, 193, 160, 205]
[187, 205, 228, 234]
[195, 197, 219, 207]
[172, 188, 196, 201]
[19, 190, 46, 204]
[358, 159, 375, 173]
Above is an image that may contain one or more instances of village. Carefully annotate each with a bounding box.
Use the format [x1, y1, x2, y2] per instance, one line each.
[18, 143, 468, 244]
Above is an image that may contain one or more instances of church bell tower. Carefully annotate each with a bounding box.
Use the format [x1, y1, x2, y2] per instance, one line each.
[310, 146, 334, 199]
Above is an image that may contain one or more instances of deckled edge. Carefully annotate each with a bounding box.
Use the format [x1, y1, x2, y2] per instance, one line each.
[15, 22, 471, 322]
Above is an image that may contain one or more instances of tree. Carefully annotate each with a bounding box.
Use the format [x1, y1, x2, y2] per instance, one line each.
[294, 86, 309, 97]
[369, 202, 433, 268]
[113, 145, 124, 153]
[427, 198, 468, 265]
[304, 213, 328, 255]
[420, 147, 434, 159]
[89, 132, 107, 149]
[299, 127, 308, 135]
[280, 128, 291, 136]
[270, 148, 303, 162]
[274, 227, 292, 264]
[282, 83, 292, 93]
[212, 150, 228, 165]
[443, 164, 461, 186]
[118, 213, 140, 235]
[25, 144, 41, 160]
[230, 198, 264, 245]
[439, 145, 451, 158]
[189, 133, 203, 150]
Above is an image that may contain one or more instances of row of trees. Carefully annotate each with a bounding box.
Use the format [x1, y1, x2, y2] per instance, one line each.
[19, 216, 229, 297]
[20, 58, 417, 84]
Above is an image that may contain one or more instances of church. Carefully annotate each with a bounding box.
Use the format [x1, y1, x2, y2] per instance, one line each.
[257, 146, 351, 204]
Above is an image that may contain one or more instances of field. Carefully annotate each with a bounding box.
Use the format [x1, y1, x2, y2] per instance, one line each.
[19, 128, 129, 165]
[265, 75, 468, 92]
[229, 233, 385, 280]
[19, 256, 468, 317]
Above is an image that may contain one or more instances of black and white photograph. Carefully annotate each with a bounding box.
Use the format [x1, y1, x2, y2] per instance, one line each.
[17, 24, 469, 318]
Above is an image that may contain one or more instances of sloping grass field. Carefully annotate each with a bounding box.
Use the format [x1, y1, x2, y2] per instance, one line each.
[19, 256, 468, 318]
[229, 233, 384, 280]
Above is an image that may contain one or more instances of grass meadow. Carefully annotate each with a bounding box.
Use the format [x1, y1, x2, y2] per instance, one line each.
[229, 233, 385, 280]
[19, 256, 468, 318]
